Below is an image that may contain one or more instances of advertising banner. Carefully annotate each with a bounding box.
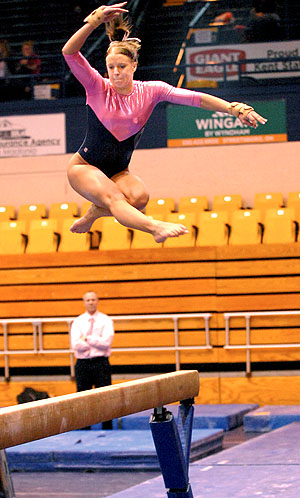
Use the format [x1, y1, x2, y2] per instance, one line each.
[0, 113, 66, 158]
[167, 100, 286, 147]
[185, 40, 300, 83]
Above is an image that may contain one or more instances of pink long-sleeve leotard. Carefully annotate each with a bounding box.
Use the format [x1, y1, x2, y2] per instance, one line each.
[64, 51, 203, 177]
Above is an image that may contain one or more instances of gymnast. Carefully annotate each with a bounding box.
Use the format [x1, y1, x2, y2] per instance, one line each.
[62, 2, 267, 243]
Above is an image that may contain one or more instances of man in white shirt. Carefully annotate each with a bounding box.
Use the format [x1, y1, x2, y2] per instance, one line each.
[71, 290, 114, 429]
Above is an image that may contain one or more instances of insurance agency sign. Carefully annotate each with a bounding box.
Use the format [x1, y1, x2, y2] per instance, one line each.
[0, 113, 66, 157]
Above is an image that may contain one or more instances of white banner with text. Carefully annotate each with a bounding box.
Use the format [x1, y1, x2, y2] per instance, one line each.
[185, 40, 300, 82]
[0, 113, 66, 158]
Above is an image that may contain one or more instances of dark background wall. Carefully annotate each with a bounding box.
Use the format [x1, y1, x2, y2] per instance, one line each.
[0, 82, 299, 153]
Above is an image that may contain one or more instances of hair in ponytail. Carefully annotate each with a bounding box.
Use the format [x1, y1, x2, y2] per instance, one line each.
[106, 15, 141, 62]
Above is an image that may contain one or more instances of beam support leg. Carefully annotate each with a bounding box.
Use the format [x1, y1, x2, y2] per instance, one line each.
[150, 399, 195, 498]
[0, 450, 15, 498]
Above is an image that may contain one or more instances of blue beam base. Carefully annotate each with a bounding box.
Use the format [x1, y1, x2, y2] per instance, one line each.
[167, 484, 194, 498]
[150, 400, 195, 498]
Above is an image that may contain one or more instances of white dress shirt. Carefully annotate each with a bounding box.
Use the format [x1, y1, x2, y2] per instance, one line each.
[71, 310, 114, 359]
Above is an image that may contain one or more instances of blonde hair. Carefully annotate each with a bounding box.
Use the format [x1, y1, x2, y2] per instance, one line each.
[106, 15, 141, 62]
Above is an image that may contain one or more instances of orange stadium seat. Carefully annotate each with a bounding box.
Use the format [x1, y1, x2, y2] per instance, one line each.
[0, 205, 15, 222]
[0, 220, 27, 254]
[99, 217, 131, 250]
[48, 202, 79, 234]
[145, 197, 175, 219]
[178, 196, 208, 217]
[163, 212, 197, 247]
[287, 192, 300, 220]
[254, 193, 284, 220]
[26, 219, 59, 253]
[81, 202, 93, 216]
[229, 209, 262, 245]
[58, 218, 92, 252]
[263, 208, 297, 244]
[131, 216, 163, 249]
[196, 211, 229, 246]
[78, 202, 104, 247]
[212, 195, 243, 220]
[18, 204, 47, 231]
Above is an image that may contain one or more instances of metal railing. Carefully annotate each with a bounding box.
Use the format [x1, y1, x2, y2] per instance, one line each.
[2, 54, 300, 101]
[1, 54, 66, 98]
[0, 313, 212, 380]
[224, 310, 300, 375]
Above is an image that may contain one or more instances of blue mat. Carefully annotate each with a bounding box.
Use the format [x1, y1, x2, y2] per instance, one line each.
[117, 404, 258, 432]
[6, 428, 223, 471]
[244, 405, 300, 432]
[108, 422, 300, 498]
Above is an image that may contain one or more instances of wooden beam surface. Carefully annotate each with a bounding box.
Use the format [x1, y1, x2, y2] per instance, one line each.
[0, 370, 199, 449]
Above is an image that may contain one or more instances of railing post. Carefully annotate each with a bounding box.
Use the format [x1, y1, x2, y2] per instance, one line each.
[204, 315, 210, 348]
[3, 323, 9, 381]
[245, 315, 251, 376]
[223, 61, 227, 87]
[225, 315, 230, 347]
[68, 320, 75, 379]
[173, 317, 180, 371]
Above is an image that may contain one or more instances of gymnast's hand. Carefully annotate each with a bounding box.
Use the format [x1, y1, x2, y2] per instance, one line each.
[227, 102, 267, 129]
[84, 2, 128, 29]
[239, 109, 268, 129]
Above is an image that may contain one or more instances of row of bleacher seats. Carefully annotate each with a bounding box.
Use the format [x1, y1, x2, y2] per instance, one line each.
[1, 193, 300, 253]
[2, 192, 300, 220]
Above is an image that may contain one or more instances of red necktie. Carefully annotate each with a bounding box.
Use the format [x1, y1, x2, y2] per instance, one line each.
[87, 317, 95, 336]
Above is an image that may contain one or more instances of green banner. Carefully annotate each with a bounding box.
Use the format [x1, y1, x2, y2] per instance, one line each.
[167, 100, 287, 147]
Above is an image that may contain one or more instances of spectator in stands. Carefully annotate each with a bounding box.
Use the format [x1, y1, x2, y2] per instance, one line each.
[211, 12, 235, 26]
[71, 290, 114, 430]
[244, 0, 282, 42]
[15, 40, 41, 97]
[0, 39, 16, 100]
[62, 2, 267, 243]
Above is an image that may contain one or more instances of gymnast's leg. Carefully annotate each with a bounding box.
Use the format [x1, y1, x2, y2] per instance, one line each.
[70, 164, 149, 232]
[67, 157, 188, 243]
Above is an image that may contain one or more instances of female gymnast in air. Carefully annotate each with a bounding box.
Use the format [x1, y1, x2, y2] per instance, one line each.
[62, 2, 267, 243]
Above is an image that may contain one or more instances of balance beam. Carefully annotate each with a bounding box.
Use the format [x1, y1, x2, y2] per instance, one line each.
[0, 370, 199, 449]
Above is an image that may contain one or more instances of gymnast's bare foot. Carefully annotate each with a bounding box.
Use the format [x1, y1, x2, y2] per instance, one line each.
[152, 221, 189, 243]
[70, 204, 110, 233]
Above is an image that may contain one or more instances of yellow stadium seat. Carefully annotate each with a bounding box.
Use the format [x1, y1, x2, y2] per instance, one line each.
[99, 217, 131, 250]
[131, 216, 163, 249]
[49, 202, 79, 233]
[0, 205, 15, 222]
[58, 218, 92, 252]
[18, 204, 47, 232]
[229, 209, 262, 245]
[178, 196, 208, 216]
[26, 219, 59, 253]
[145, 197, 175, 219]
[287, 192, 300, 220]
[81, 202, 93, 216]
[49, 202, 79, 219]
[76, 202, 103, 248]
[212, 195, 243, 220]
[196, 211, 229, 246]
[163, 212, 197, 247]
[263, 208, 296, 244]
[0, 221, 27, 254]
[254, 193, 284, 220]
[18, 203, 47, 219]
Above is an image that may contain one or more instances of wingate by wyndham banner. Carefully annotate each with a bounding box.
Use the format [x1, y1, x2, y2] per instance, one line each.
[167, 100, 287, 148]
